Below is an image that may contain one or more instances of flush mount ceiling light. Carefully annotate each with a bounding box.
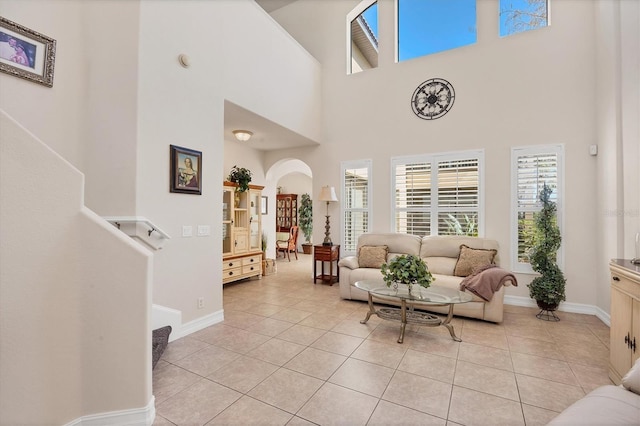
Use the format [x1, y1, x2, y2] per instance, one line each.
[232, 130, 253, 142]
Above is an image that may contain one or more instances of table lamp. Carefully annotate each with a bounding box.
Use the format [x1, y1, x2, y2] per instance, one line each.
[318, 186, 338, 246]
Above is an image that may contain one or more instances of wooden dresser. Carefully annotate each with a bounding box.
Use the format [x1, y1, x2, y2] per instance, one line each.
[609, 259, 640, 384]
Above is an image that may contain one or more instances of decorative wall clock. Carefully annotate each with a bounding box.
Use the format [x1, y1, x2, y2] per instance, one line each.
[411, 78, 455, 120]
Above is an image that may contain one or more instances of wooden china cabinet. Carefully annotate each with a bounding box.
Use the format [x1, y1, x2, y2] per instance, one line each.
[222, 181, 264, 284]
[276, 193, 298, 232]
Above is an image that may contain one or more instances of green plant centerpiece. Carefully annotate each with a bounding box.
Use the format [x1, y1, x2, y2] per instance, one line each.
[527, 184, 566, 316]
[299, 193, 313, 253]
[227, 165, 252, 192]
[381, 254, 434, 297]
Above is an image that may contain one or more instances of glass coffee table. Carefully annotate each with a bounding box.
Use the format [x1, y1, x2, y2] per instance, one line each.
[355, 280, 473, 343]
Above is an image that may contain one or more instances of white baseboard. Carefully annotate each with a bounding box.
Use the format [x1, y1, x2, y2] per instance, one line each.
[65, 396, 155, 426]
[152, 304, 182, 342]
[175, 309, 225, 339]
[504, 296, 611, 326]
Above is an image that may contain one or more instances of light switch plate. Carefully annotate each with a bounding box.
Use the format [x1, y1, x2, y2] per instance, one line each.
[197, 225, 211, 236]
[182, 225, 193, 237]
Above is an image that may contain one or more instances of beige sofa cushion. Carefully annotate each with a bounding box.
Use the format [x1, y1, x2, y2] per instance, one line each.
[453, 244, 497, 277]
[357, 233, 422, 260]
[358, 245, 388, 268]
[622, 358, 640, 395]
[547, 385, 640, 425]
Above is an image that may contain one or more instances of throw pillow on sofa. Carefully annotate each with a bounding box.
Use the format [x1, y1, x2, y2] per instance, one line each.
[358, 245, 388, 268]
[454, 244, 497, 277]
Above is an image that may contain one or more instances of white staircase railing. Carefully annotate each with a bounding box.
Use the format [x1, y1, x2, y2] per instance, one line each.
[103, 216, 171, 250]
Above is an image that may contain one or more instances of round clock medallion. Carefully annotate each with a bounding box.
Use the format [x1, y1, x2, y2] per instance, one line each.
[411, 78, 455, 120]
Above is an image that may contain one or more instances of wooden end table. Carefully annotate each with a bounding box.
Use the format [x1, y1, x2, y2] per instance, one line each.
[313, 244, 340, 285]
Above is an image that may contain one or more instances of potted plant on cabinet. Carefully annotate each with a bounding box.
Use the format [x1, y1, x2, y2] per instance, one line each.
[527, 184, 566, 320]
[227, 165, 252, 207]
[381, 254, 434, 297]
[299, 193, 313, 254]
[228, 165, 252, 192]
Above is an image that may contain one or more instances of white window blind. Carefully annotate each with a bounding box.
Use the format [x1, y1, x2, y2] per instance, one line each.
[511, 145, 563, 273]
[394, 161, 431, 236]
[392, 151, 483, 237]
[437, 159, 479, 236]
[342, 160, 372, 255]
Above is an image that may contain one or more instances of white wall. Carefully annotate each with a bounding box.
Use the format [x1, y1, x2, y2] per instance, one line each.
[278, 172, 312, 197]
[271, 0, 602, 309]
[0, 0, 322, 421]
[594, 0, 640, 316]
[0, 0, 86, 168]
[0, 111, 152, 424]
[136, 0, 321, 325]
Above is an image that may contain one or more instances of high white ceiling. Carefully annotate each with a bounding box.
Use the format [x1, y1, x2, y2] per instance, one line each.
[223, 1, 315, 152]
[255, 0, 299, 13]
[224, 101, 318, 152]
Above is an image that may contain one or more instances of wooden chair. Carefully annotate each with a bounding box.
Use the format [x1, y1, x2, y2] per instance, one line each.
[276, 226, 299, 261]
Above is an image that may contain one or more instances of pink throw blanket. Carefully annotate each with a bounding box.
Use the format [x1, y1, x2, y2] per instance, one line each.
[459, 264, 518, 302]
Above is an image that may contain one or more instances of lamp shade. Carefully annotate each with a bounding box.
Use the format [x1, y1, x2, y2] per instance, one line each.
[232, 130, 253, 141]
[318, 186, 338, 202]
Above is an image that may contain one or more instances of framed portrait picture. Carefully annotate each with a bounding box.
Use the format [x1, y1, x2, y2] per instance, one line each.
[170, 145, 202, 195]
[261, 196, 268, 215]
[0, 16, 56, 87]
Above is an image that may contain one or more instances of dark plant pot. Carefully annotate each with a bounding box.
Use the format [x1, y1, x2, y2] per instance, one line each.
[302, 244, 312, 255]
[536, 300, 558, 311]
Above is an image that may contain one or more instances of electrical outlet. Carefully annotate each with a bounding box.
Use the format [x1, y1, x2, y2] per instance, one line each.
[197, 297, 204, 309]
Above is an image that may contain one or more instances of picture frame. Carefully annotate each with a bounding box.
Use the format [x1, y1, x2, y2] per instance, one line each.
[170, 145, 202, 195]
[0, 16, 56, 87]
[261, 196, 268, 215]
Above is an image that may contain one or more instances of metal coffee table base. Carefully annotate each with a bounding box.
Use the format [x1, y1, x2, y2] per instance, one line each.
[360, 293, 461, 343]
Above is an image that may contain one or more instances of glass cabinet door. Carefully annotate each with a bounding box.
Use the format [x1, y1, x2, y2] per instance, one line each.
[249, 190, 262, 252]
[222, 187, 233, 255]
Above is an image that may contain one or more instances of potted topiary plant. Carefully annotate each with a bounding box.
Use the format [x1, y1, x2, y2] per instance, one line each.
[227, 165, 252, 192]
[527, 184, 566, 320]
[381, 254, 434, 297]
[299, 193, 313, 254]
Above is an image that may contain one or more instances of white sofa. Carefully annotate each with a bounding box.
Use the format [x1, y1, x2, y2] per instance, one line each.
[338, 233, 515, 323]
[548, 359, 640, 424]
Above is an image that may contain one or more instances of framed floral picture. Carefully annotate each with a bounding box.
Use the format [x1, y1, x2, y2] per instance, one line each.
[0, 16, 56, 87]
[170, 145, 202, 195]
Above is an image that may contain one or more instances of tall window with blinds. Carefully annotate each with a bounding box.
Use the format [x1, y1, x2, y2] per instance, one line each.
[392, 151, 483, 237]
[341, 160, 372, 255]
[511, 145, 563, 273]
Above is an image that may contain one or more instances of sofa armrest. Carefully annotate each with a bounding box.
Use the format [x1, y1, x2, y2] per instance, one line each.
[338, 256, 359, 270]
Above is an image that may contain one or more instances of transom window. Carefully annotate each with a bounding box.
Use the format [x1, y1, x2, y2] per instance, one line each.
[397, 0, 477, 62]
[500, 0, 549, 37]
[391, 151, 483, 236]
[511, 145, 563, 273]
[341, 160, 372, 255]
[347, 1, 378, 75]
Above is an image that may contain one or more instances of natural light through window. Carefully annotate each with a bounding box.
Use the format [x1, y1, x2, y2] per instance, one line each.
[397, 0, 476, 62]
[511, 145, 563, 273]
[348, 1, 378, 75]
[342, 160, 372, 255]
[500, 0, 549, 37]
[392, 151, 483, 236]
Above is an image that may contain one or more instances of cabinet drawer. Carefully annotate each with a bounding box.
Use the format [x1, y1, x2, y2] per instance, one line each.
[611, 272, 640, 299]
[224, 259, 241, 270]
[243, 255, 262, 266]
[242, 263, 260, 275]
[223, 267, 242, 281]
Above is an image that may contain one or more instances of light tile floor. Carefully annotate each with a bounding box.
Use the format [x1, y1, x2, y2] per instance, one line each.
[153, 254, 611, 426]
